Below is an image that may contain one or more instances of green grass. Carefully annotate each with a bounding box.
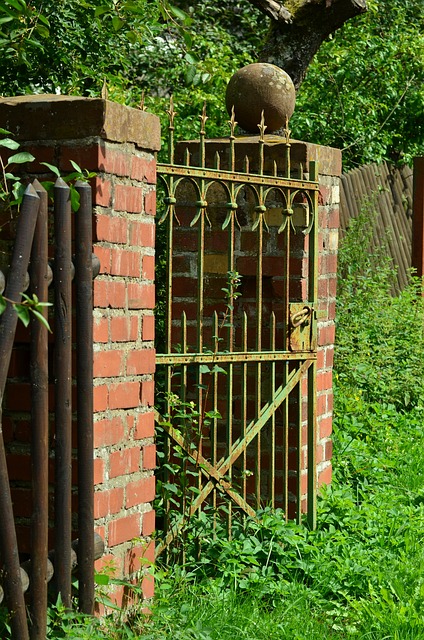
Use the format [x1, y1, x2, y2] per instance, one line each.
[3, 208, 424, 639]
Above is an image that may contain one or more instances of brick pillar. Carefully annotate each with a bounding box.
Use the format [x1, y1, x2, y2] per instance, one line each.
[312, 143, 341, 489]
[0, 95, 159, 605]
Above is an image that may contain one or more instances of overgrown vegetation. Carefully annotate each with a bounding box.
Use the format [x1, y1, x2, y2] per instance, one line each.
[0, 1, 422, 167]
[137, 215, 424, 638]
[1, 196, 421, 638]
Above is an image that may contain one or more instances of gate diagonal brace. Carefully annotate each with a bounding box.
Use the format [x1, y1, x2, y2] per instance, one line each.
[156, 360, 312, 556]
[163, 423, 257, 516]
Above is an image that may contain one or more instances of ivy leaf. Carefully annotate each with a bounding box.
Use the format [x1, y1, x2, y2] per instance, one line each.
[30, 308, 52, 333]
[70, 159, 82, 173]
[40, 161, 61, 177]
[70, 186, 81, 212]
[15, 304, 30, 327]
[112, 16, 124, 31]
[0, 138, 20, 150]
[7, 151, 35, 164]
[94, 573, 110, 586]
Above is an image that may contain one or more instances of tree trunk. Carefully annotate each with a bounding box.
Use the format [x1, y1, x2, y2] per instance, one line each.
[249, 0, 367, 90]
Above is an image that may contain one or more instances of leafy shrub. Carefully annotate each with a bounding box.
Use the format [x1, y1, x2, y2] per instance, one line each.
[335, 205, 424, 409]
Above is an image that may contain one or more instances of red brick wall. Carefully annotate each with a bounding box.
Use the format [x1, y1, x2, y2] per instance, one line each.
[316, 172, 340, 488]
[0, 95, 339, 605]
[0, 96, 160, 606]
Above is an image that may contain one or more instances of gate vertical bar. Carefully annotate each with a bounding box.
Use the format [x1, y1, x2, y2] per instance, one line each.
[29, 180, 49, 640]
[307, 161, 319, 529]
[296, 377, 302, 525]
[255, 114, 266, 510]
[196, 105, 207, 506]
[282, 221, 290, 521]
[270, 313, 276, 508]
[0, 184, 39, 640]
[226, 113, 237, 532]
[53, 178, 73, 607]
[75, 181, 94, 614]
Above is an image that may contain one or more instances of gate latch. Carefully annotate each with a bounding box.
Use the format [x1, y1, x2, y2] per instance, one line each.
[289, 303, 315, 351]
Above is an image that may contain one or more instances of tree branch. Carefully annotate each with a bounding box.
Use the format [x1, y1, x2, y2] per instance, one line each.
[247, 0, 292, 22]
[247, 0, 368, 90]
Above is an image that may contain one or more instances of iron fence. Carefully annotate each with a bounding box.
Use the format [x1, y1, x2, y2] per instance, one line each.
[155, 102, 319, 558]
[0, 180, 100, 639]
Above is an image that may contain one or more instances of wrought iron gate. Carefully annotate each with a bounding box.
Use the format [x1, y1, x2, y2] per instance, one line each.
[155, 102, 319, 556]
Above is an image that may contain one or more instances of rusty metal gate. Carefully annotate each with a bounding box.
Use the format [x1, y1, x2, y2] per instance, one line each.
[155, 102, 319, 557]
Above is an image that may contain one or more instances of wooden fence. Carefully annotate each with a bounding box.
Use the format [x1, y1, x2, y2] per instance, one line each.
[340, 161, 414, 291]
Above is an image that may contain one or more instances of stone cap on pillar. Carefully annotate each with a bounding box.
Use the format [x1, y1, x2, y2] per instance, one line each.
[175, 135, 342, 178]
[0, 94, 160, 151]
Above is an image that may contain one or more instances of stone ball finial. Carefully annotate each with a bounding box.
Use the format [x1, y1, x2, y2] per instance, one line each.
[225, 63, 296, 133]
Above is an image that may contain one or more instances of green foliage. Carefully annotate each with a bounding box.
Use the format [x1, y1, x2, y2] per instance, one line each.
[292, 0, 424, 167]
[40, 160, 97, 212]
[0, 1, 263, 144]
[0, 127, 35, 206]
[0, 0, 50, 65]
[145, 202, 424, 637]
[1, 1, 422, 168]
[335, 204, 424, 409]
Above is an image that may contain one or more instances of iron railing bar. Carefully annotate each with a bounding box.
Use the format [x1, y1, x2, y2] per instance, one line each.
[283, 206, 291, 520]
[255, 207, 263, 510]
[163, 181, 175, 550]
[75, 181, 94, 614]
[270, 313, 276, 509]
[53, 177, 73, 608]
[0, 184, 39, 640]
[156, 351, 317, 364]
[307, 161, 319, 529]
[195, 204, 205, 504]
[180, 311, 187, 406]
[29, 180, 49, 640]
[241, 313, 248, 507]
[226, 206, 235, 534]
[296, 378, 302, 525]
[283, 360, 289, 522]
[180, 312, 188, 563]
[157, 164, 319, 191]
[212, 312, 219, 525]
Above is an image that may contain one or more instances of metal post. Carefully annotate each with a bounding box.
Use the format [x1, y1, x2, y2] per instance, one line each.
[53, 178, 73, 608]
[29, 180, 49, 640]
[0, 184, 40, 640]
[74, 181, 94, 614]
